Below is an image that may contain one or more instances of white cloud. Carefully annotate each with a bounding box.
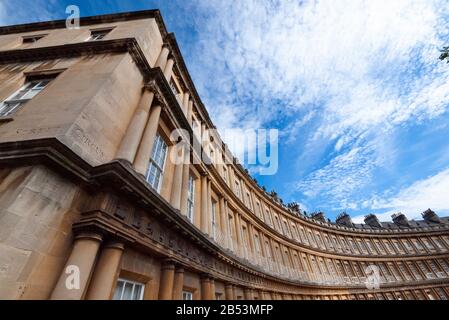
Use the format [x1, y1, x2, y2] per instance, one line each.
[184, 0, 449, 211]
[352, 168, 449, 223]
[295, 142, 381, 206]
[3, 1, 448, 217]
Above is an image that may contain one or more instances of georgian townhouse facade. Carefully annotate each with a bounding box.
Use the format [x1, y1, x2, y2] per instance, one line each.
[0, 10, 448, 300]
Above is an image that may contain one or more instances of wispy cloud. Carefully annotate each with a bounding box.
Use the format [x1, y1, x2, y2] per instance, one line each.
[352, 167, 449, 222]
[2, 0, 448, 219]
[180, 0, 449, 216]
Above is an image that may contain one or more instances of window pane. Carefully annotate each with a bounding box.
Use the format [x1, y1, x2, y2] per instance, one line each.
[146, 135, 167, 191]
[183, 291, 193, 300]
[1, 79, 53, 117]
[0, 102, 22, 116]
[132, 284, 142, 300]
[112, 280, 124, 300]
[122, 282, 133, 300]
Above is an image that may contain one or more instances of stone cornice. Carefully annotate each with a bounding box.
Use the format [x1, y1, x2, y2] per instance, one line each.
[0, 39, 193, 140]
[0, 9, 168, 38]
[0, 38, 140, 65]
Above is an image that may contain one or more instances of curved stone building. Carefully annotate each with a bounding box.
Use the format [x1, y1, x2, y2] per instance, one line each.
[0, 10, 448, 300]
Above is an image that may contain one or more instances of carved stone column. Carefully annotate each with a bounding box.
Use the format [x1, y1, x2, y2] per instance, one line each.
[186, 100, 193, 124]
[115, 90, 154, 163]
[235, 214, 242, 256]
[179, 159, 190, 216]
[219, 198, 228, 248]
[164, 58, 174, 81]
[170, 145, 184, 210]
[200, 175, 209, 233]
[207, 179, 212, 235]
[224, 200, 232, 249]
[133, 104, 162, 176]
[155, 46, 169, 69]
[85, 240, 124, 300]
[158, 260, 175, 300]
[210, 279, 216, 300]
[182, 92, 190, 115]
[232, 285, 237, 300]
[264, 291, 272, 300]
[225, 283, 234, 300]
[50, 232, 102, 300]
[229, 165, 236, 188]
[172, 267, 184, 300]
[201, 123, 206, 143]
[248, 224, 256, 258]
[244, 288, 253, 300]
[200, 275, 212, 300]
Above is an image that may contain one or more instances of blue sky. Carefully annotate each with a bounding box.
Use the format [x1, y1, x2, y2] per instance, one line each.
[2, 0, 449, 222]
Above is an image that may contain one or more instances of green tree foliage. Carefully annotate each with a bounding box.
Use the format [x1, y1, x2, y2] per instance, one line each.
[439, 46, 449, 63]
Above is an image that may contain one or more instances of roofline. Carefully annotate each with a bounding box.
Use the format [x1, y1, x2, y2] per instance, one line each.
[0, 9, 168, 37]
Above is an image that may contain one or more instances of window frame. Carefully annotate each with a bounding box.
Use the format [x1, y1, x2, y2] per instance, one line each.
[187, 174, 195, 223]
[182, 291, 193, 300]
[146, 133, 168, 192]
[113, 278, 145, 300]
[211, 199, 218, 240]
[22, 34, 46, 44]
[0, 78, 54, 117]
[87, 28, 114, 41]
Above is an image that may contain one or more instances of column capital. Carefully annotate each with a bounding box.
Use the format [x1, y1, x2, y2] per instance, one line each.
[200, 273, 212, 281]
[74, 231, 103, 243]
[175, 266, 185, 274]
[201, 172, 210, 178]
[162, 259, 176, 270]
[103, 240, 125, 251]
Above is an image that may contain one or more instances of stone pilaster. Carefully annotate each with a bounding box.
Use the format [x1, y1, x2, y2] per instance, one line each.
[115, 90, 154, 163]
[50, 232, 102, 300]
[200, 175, 209, 233]
[85, 240, 125, 300]
[172, 267, 185, 300]
[134, 104, 162, 177]
[158, 260, 175, 300]
[200, 275, 212, 300]
[155, 46, 169, 69]
[164, 58, 174, 81]
[225, 283, 234, 300]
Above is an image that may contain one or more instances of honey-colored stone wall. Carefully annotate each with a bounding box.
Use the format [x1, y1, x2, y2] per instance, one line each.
[0, 52, 143, 166]
[183, 271, 201, 300]
[119, 248, 162, 300]
[0, 19, 163, 68]
[0, 166, 83, 299]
